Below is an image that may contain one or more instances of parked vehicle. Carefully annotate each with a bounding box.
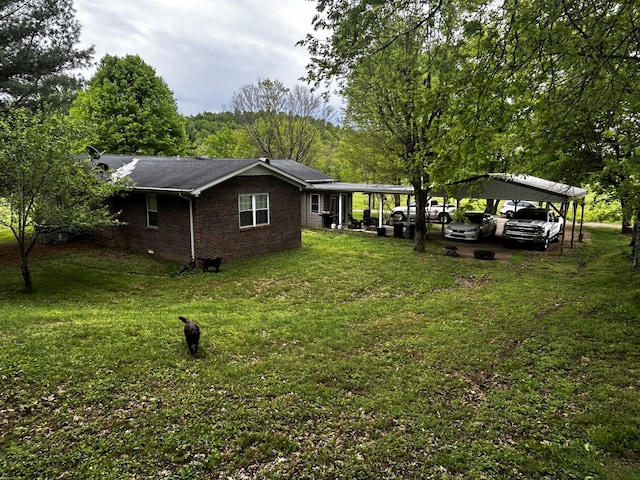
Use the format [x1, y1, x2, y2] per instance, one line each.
[391, 199, 456, 224]
[502, 208, 564, 250]
[444, 212, 497, 241]
[499, 200, 537, 218]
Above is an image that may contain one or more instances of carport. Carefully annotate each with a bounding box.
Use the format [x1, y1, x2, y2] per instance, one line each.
[434, 173, 588, 253]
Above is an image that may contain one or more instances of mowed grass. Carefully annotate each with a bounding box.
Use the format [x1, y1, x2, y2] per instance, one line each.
[0, 228, 639, 479]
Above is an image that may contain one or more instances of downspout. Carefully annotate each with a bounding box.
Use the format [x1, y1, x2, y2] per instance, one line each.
[179, 193, 195, 261]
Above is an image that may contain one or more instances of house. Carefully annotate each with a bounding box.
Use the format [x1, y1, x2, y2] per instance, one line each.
[91, 155, 308, 264]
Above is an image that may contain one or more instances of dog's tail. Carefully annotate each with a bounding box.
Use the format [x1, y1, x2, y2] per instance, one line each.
[179, 316, 188, 323]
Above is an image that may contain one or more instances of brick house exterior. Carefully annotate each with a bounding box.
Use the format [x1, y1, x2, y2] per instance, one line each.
[92, 155, 307, 264]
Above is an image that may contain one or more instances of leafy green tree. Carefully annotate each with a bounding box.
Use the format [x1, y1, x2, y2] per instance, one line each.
[185, 112, 256, 158]
[71, 54, 188, 155]
[334, 126, 404, 184]
[229, 78, 333, 167]
[0, 109, 129, 292]
[485, 0, 640, 258]
[192, 126, 256, 158]
[0, 0, 93, 113]
[303, 1, 463, 251]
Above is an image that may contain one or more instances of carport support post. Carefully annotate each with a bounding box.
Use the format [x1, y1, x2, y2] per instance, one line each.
[378, 193, 384, 228]
[579, 203, 585, 242]
[560, 201, 568, 255]
[405, 194, 412, 237]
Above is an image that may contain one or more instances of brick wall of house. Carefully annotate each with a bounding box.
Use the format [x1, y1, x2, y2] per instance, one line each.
[193, 176, 301, 262]
[95, 175, 302, 264]
[94, 192, 192, 263]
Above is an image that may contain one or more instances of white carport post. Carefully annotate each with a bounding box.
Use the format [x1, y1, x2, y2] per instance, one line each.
[378, 193, 384, 228]
[338, 194, 344, 228]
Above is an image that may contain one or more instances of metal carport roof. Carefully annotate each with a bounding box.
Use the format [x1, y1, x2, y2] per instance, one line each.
[435, 173, 587, 203]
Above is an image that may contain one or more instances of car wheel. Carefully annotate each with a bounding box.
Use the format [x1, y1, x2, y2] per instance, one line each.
[552, 229, 563, 242]
[438, 213, 451, 224]
[502, 239, 513, 248]
[504, 210, 513, 218]
[538, 234, 550, 251]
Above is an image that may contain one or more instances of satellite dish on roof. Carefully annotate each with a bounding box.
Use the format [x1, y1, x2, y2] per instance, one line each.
[87, 145, 102, 160]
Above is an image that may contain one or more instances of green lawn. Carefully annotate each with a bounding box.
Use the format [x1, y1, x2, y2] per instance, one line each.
[1, 228, 639, 479]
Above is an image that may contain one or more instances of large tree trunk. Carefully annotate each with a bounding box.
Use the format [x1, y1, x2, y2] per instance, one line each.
[412, 187, 429, 252]
[632, 216, 639, 272]
[21, 256, 33, 293]
[485, 199, 499, 214]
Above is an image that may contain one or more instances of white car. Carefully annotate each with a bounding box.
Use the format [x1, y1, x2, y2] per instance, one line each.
[499, 200, 537, 218]
[391, 199, 456, 224]
[444, 212, 498, 241]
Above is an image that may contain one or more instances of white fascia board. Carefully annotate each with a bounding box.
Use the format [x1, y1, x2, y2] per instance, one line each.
[190, 161, 308, 196]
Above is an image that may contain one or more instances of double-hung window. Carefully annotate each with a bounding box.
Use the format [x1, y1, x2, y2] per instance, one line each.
[310, 194, 320, 214]
[146, 194, 158, 227]
[239, 193, 269, 228]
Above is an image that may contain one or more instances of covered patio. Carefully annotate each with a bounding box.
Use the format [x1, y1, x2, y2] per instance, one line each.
[303, 182, 413, 231]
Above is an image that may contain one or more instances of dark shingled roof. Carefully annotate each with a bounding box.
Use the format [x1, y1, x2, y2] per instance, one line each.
[269, 159, 334, 183]
[93, 155, 322, 193]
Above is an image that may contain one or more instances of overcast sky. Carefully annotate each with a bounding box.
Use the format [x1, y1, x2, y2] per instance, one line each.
[73, 0, 339, 117]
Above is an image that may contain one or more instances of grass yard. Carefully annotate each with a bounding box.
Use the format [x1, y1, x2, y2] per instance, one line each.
[1, 227, 639, 479]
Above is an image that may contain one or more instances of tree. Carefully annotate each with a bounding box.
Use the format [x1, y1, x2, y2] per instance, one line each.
[0, 109, 129, 292]
[185, 112, 256, 158]
[485, 0, 640, 260]
[0, 0, 93, 113]
[302, 1, 462, 251]
[229, 78, 333, 167]
[70, 54, 188, 155]
[192, 126, 256, 158]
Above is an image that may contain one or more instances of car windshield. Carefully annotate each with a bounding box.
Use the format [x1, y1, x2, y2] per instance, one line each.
[465, 214, 484, 224]
[513, 209, 547, 221]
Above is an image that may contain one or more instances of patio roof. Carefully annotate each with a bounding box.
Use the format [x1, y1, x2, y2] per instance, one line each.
[307, 182, 414, 195]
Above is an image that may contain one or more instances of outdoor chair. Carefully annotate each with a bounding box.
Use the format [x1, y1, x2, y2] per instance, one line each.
[348, 215, 362, 229]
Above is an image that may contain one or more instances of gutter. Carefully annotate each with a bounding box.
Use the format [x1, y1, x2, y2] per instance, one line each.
[179, 193, 196, 261]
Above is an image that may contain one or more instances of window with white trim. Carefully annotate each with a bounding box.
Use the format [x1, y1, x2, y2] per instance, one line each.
[239, 193, 270, 227]
[310, 194, 320, 213]
[146, 194, 158, 227]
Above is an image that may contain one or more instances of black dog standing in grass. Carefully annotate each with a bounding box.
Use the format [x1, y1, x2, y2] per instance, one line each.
[179, 316, 200, 356]
[197, 257, 222, 273]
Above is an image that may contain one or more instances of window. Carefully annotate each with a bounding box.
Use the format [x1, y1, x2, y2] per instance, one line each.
[146, 194, 158, 227]
[310, 194, 320, 213]
[239, 193, 270, 228]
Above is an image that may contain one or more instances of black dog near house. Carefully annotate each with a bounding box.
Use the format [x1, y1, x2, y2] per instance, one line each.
[197, 257, 222, 272]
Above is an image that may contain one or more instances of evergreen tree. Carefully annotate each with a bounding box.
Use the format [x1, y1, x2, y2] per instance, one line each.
[0, 0, 93, 113]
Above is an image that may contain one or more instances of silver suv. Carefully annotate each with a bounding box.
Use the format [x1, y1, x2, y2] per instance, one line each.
[499, 200, 537, 218]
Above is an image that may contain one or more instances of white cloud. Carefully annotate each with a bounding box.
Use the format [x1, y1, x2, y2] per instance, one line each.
[73, 0, 333, 116]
